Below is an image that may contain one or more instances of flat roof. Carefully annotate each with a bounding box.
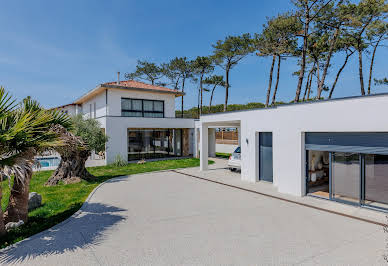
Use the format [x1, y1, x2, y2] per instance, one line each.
[200, 92, 388, 117]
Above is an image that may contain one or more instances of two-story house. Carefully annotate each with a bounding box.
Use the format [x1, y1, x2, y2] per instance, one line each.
[57, 78, 195, 164]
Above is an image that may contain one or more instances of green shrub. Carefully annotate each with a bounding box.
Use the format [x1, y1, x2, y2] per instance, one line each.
[112, 154, 127, 167]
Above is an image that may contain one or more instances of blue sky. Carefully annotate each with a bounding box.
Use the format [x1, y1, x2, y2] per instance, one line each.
[1, 0, 387, 110]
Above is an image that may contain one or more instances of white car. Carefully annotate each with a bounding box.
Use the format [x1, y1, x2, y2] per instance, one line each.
[228, 147, 241, 171]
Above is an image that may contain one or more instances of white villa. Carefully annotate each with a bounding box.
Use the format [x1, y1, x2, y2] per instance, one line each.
[55, 77, 195, 164]
[55, 77, 388, 211]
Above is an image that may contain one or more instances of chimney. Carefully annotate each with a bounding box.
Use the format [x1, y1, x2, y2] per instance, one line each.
[117, 72, 120, 85]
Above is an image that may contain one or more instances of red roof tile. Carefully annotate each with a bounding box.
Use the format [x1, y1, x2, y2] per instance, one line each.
[103, 80, 180, 94]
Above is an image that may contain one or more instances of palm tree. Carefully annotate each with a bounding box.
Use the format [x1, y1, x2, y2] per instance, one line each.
[0, 87, 18, 235]
[1, 93, 71, 224]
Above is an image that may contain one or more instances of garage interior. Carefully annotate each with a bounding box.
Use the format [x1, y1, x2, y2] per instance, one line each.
[305, 132, 388, 210]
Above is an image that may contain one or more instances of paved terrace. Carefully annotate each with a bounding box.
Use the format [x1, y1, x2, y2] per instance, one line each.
[0, 159, 386, 265]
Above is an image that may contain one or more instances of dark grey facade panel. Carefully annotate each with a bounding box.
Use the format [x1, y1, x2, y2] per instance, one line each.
[305, 144, 388, 155]
[259, 132, 273, 182]
[305, 133, 388, 147]
[305, 132, 388, 154]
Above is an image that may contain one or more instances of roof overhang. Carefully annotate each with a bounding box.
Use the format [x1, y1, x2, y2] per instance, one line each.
[74, 84, 185, 104]
[50, 103, 77, 110]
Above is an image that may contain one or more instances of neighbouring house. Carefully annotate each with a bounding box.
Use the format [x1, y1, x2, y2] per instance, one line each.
[53, 103, 80, 116]
[54, 76, 195, 164]
[196, 93, 388, 211]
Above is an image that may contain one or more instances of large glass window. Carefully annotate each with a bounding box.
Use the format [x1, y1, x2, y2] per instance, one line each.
[332, 152, 360, 203]
[365, 154, 388, 206]
[121, 98, 164, 118]
[154, 130, 169, 158]
[128, 129, 182, 161]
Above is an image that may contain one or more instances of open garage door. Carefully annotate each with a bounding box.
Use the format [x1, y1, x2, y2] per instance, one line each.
[305, 132, 388, 210]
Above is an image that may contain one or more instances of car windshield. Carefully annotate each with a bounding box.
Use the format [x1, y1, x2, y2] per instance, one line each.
[234, 147, 241, 153]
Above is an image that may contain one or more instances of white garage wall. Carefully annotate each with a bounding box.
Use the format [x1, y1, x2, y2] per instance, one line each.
[200, 94, 388, 197]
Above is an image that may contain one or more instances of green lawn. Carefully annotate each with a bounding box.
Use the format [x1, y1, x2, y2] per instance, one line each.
[216, 152, 231, 159]
[1, 158, 213, 249]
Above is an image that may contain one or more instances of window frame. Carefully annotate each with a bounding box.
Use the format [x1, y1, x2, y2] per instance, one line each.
[121, 98, 164, 118]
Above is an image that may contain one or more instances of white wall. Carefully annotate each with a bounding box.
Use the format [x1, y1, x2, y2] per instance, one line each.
[216, 144, 238, 154]
[107, 88, 176, 118]
[57, 105, 77, 116]
[81, 92, 107, 119]
[199, 94, 388, 197]
[104, 116, 194, 164]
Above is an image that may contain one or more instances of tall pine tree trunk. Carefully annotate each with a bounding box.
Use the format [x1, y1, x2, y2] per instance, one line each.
[329, 51, 353, 99]
[224, 67, 230, 112]
[367, 37, 382, 95]
[317, 27, 340, 99]
[307, 71, 313, 100]
[271, 55, 281, 105]
[209, 84, 217, 113]
[266, 55, 276, 107]
[181, 79, 185, 118]
[200, 74, 204, 116]
[358, 47, 365, 95]
[295, 13, 309, 102]
[197, 88, 200, 118]
[315, 59, 321, 98]
[4, 169, 33, 223]
[303, 64, 314, 101]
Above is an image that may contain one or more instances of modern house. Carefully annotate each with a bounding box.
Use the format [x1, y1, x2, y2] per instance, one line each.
[57, 77, 195, 164]
[196, 93, 388, 211]
[53, 103, 79, 116]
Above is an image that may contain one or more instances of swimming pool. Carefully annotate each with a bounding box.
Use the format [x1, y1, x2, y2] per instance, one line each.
[35, 157, 61, 168]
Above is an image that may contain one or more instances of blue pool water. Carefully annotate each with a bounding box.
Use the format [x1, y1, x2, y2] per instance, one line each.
[35, 157, 61, 168]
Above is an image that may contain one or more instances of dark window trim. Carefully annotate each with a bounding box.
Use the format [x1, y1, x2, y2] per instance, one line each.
[121, 98, 164, 118]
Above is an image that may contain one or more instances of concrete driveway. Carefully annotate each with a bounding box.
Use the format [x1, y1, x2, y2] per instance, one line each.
[0, 168, 386, 265]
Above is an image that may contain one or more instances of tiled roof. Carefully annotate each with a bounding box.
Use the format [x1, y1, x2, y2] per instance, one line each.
[74, 80, 183, 104]
[103, 80, 179, 93]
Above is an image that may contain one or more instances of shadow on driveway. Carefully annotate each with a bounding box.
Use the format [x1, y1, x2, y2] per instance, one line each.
[0, 202, 126, 265]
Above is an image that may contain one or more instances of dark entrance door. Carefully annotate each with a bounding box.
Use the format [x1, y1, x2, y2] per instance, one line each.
[259, 132, 273, 182]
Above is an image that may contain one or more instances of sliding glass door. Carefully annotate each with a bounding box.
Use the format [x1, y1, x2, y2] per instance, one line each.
[128, 129, 183, 161]
[364, 154, 388, 208]
[305, 133, 388, 210]
[332, 153, 360, 204]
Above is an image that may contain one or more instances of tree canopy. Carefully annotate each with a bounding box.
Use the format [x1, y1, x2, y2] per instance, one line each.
[71, 115, 108, 153]
[123, 0, 388, 116]
[125, 60, 163, 85]
[212, 33, 254, 111]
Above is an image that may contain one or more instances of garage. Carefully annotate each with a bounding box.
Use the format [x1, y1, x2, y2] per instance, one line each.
[305, 132, 388, 210]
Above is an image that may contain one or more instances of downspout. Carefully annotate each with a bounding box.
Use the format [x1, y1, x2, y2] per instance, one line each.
[105, 89, 108, 116]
